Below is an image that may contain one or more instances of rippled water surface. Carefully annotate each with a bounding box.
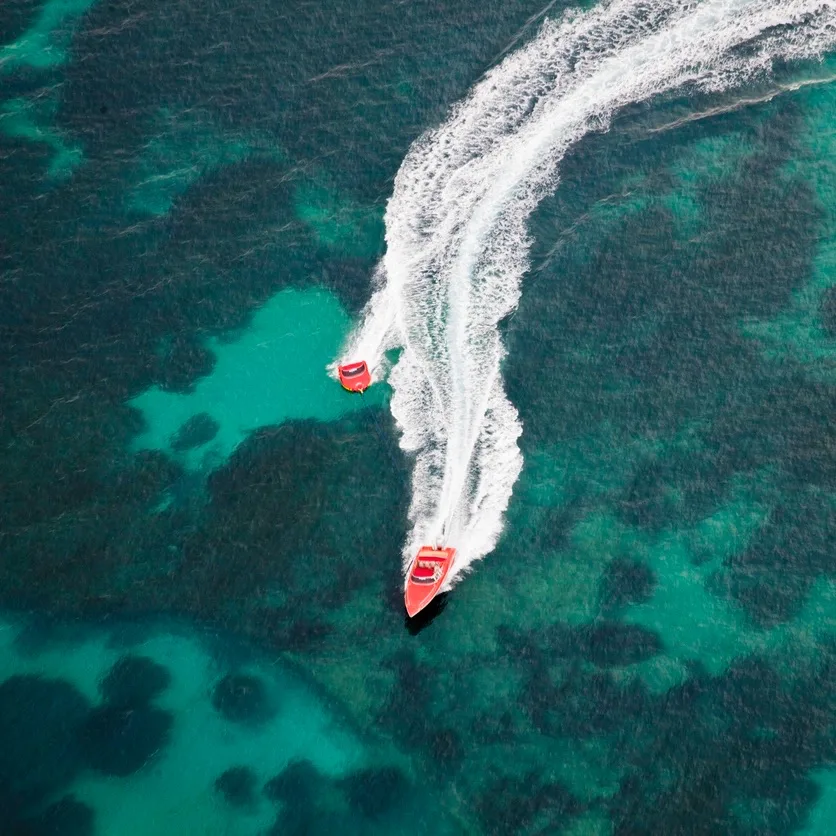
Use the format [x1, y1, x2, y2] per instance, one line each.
[2, 0, 836, 833]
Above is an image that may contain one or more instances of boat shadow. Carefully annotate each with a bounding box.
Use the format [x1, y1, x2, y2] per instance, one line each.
[404, 594, 448, 635]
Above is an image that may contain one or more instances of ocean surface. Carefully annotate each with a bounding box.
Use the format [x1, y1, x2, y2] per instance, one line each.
[2, 0, 836, 833]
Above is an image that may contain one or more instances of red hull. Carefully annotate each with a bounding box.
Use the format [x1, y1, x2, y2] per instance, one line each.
[338, 361, 371, 393]
[404, 547, 455, 617]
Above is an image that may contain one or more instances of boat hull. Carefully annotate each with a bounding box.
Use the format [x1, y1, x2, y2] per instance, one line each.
[404, 547, 455, 617]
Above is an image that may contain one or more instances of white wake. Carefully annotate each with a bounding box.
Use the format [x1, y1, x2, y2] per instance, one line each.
[333, 0, 836, 588]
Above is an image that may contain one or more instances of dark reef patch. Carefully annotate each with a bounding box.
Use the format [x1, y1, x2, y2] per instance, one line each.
[171, 412, 220, 452]
[580, 622, 663, 668]
[427, 728, 465, 770]
[819, 285, 836, 338]
[57, 0, 553, 202]
[0, 0, 42, 46]
[497, 623, 654, 739]
[378, 649, 436, 750]
[499, 97, 830, 643]
[78, 703, 173, 776]
[105, 450, 183, 507]
[550, 670, 651, 739]
[714, 487, 836, 626]
[154, 336, 216, 396]
[211, 673, 275, 726]
[476, 772, 579, 836]
[0, 675, 89, 815]
[732, 777, 822, 836]
[471, 710, 516, 745]
[100, 654, 171, 707]
[12, 795, 95, 836]
[339, 766, 409, 819]
[499, 620, 662, 670]
[609, 648, 836, 834]
[246, 608, 334, 653]
[600, 557, 657, 612]
[0, 409, 405, 638]
[215, 766, 258, 808]
[0, 396, 185, 616]
[262, 759, 330, 834]
[172, 415, 408, 636]
[614, 449, 739, 532]
[263, 759, 323, 805]
[508, 100, 816, 459]
[152, 158, 299, 297]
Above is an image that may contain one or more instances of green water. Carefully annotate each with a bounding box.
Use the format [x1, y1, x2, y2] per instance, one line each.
[129, 288, 384, 472]
[2, 0, 836, 833]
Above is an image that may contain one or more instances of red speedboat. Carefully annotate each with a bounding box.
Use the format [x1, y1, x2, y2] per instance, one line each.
[337, 360, 371, 393]
[404, 546, 456, 617]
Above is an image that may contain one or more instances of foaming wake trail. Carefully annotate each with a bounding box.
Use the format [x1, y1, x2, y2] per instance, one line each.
[335, 0, 836, 587]
[327, 265, 397, 385]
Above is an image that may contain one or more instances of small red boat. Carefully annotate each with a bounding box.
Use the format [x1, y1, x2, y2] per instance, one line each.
[404, 546, 456, 617]
[337, 360, 371, 393]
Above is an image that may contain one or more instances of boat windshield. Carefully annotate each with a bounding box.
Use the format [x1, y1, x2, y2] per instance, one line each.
[341, 364, 366, 377]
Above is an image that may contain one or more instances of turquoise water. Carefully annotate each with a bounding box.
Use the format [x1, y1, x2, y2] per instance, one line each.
[2, 0, 836, 833]
[129, 287, 384, 474]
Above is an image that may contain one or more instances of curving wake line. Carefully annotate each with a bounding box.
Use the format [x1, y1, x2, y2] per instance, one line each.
[332, 0, 836, 588]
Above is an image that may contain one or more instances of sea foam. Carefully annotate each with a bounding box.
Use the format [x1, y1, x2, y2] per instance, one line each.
[333, 0, 836, 587]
